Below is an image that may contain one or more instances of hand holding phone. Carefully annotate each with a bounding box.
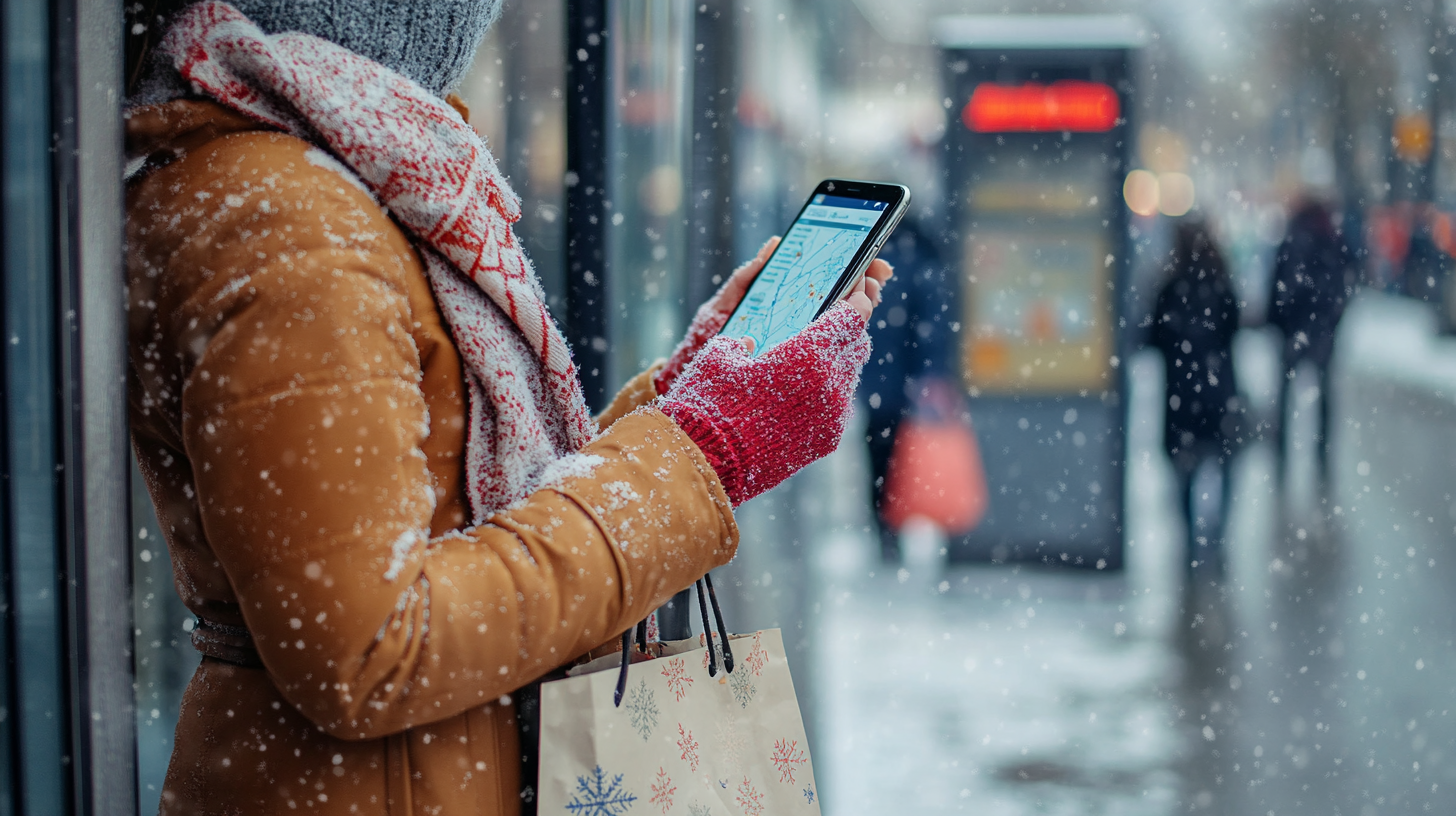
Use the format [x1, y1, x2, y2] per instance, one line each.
[719, 179, 910, 356]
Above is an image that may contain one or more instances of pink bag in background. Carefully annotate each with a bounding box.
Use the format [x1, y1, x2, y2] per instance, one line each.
[880, 378, 988, 535]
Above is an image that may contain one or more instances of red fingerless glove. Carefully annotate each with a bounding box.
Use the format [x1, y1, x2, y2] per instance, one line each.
[659, 303, 872, 505]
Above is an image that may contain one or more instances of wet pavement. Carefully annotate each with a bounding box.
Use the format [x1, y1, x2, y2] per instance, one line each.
[129, 294, 1456, 815]
[739, 295, 1456, 816]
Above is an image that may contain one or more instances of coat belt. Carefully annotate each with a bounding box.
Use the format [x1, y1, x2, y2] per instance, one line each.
[192, 617, 265, 669]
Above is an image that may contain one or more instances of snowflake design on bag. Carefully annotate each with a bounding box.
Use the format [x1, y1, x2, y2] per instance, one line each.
[735, 777, 765, 816]
[742, 633, 769, 677]
[677, 724, 701, 772]
[661, 657, 694, 701]
[650, 767, 676, 814]
[803, 785, 815, 805]
[565, 766, 637, 816]
[626, 678, 659, 741]
[715, 717, 746, 773]
[769, 739, 807, 784]
[728, 665, 756, 708]
[687, 804, 713, 816]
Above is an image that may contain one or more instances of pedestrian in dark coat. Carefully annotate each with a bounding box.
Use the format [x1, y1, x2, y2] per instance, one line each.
[1268, 200, 1351, 484]
[859, 218, 959, 562]
[1152, 221, 1243, 579]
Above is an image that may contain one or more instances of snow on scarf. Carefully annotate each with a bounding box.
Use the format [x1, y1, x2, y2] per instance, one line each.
[159, 1, 598, 523]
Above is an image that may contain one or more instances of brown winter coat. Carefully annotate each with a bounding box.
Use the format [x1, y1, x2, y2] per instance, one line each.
[125, 99, 738, 815]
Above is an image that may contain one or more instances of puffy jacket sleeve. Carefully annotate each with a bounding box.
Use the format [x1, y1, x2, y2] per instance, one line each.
[141, 133, 737, 740]
[596, 362, 665, 430]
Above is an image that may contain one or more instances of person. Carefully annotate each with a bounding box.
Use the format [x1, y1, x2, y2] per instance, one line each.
[1151, 221, 1243, 580]
[1402, 205, 1456, 332]
[122, 2, 890, 813]
[1267, 199, 1352, 486]
[857, 218, 958, 562]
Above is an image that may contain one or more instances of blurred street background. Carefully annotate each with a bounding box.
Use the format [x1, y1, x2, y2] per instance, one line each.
[125, 0, 1456, 813]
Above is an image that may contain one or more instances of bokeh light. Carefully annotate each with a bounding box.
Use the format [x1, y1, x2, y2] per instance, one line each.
[1123, 169, 1159, 216]
[1157, 171, 1195, 216]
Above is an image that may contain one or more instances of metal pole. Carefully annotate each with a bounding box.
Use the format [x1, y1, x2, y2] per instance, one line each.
[565, 0, 611, 412]
[54, 0, 137, 811]
[648, 0, 741, 645]
[684, 0, 738, 315]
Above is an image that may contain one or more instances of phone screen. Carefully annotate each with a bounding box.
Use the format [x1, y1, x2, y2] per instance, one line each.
[720, 192, 893, 356]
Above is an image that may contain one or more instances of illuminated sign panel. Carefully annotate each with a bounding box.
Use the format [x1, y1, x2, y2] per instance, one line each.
[962, 81, 1120, 133]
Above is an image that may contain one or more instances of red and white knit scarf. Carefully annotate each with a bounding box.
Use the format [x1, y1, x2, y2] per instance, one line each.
[159, 1, 598, 520]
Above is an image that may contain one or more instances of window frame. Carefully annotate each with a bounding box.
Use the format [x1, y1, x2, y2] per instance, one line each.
[1, 0, 136, 811]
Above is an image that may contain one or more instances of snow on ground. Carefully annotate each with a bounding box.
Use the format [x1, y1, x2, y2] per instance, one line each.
[798, 298, 1456, 815]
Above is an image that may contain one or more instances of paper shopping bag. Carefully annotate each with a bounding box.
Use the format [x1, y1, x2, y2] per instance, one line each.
[538, 629, 821, 815]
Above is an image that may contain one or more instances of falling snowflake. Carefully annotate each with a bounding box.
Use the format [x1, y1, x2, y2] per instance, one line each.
[677, 724, 701, 771]
[728, 664, 756, 708]
[769, 739, 807, 784]
[803, 785, 815, 805]
[735, 776, 765, 816]
[687, 804, 713, 816]
[626, 678, 659, 741]
[661, 657, 694, 701]
[742, 633, 769, 677]
[565, 766, 637, 816]
[650, 767, 676, 814]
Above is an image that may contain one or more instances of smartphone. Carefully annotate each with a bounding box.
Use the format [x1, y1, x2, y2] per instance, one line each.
[720, 179, 911, 356]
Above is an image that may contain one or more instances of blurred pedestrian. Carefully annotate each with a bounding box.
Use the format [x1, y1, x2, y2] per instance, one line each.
[1402, 206, 1455, 331]
[859, 218, 960, 562]
[1267, 199, 1352, 486]
[1152, 221, 1243, 580]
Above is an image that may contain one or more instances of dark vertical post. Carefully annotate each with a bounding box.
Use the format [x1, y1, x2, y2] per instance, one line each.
[565, 0, 610, 412]
[684, 0, 738, 314]
[54, 0, 137, 811]
[655, 0, 740, 645]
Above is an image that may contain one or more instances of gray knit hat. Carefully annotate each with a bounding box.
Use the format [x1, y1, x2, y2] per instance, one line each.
[228, 0, 502, 97]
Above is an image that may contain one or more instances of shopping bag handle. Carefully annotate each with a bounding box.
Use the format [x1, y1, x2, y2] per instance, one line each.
[702, 573, 735, 674]
[695, 578, 718, 677]
[611, 619, 650, 707]
[613, 571, 735, 707]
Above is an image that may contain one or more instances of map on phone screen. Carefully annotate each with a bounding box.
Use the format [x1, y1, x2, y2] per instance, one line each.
[721, 194, 886, 356]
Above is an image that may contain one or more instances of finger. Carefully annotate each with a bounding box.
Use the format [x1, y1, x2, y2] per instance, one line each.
[863, 275, 883, 306]
[716, 237, 780, 308]
[865, 258, 893, 287]
[742, 336, 757, 354]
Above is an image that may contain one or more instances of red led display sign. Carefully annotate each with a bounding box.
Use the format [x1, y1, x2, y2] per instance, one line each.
[962, 80, 1120, 133]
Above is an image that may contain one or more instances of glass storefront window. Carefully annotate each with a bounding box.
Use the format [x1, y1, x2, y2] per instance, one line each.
[604, 0, 695, 385]
[460, 0, 570, 315]
[131, 470, 198, 814]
